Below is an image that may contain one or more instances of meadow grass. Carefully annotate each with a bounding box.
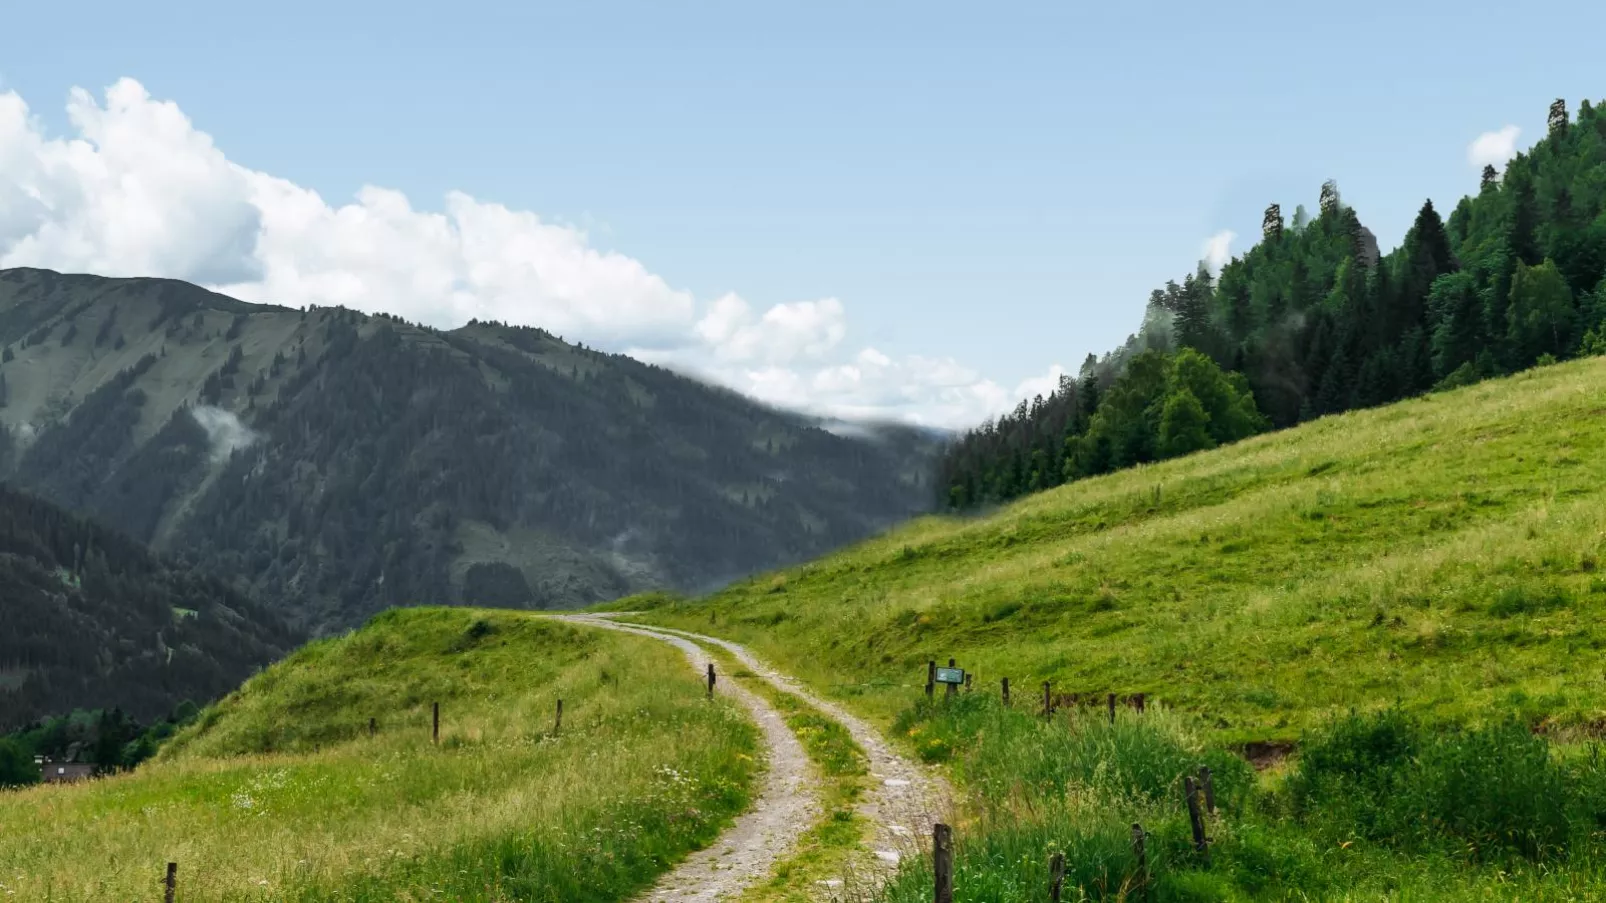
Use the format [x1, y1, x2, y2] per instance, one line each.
[874, 696, 1606, 902]
[630, 355, 1606, 744]
[0, 608, 760, 902]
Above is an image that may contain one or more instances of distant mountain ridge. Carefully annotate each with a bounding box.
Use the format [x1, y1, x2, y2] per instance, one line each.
[0, 268, 940, 633]
[0, 483, 298, 729]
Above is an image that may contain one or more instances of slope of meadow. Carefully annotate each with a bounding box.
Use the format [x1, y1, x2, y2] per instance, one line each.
[627, 356, 1606, 901]
[0, 608, 758, 902]
[634, 355, 1606, 743]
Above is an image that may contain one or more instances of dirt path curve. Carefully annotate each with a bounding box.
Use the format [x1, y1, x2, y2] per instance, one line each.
[585, 615, 952, 897]
[551, 614, 819, 902]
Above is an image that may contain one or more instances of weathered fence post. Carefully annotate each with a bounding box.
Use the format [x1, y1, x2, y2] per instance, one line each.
[1134, 692, 1146, 714]
[946, 658, 958, 699]
[1043, 681, 1052, 718]
[933, 823, 954, 903]
[707, 663, 716, 698]
[926, 660, 936, 699]
[368, 717, 376, 737]
[164, 862, 177, 903]
[1048, 851, 1066, 902]
[1131, 823, 1148, 899]
[432, 702, 440, 745]
[964, 672, 973, 693]
[1108, 693, 1117, 724]
[1199, 765, 1215, 816]
[1184, 777, 1207, 853]
[1001, 677, 1010, 706]
[554, 699, 563, 736]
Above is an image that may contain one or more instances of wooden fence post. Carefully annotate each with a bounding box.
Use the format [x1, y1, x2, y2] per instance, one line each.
[1134, 692, 1146, 714]
[926, 660, 936, 699]
[1048, 851, 1066, 902]
[164, 862, 177, 903]
[1043, 681, 1052, 718]
[707, 663, 716, 698]
[964, 672, 973, 693]
[1001, 677, 1010, 706]
[945, 658, 958, 699]
[432, 702, 440, 745]
[1131, 823, 1147, 900]
[1184, 777, 1207, 853]
[1108, 693, 1117, 724]
[554, 699, 563, 736]
[933, 823, 954, 903]
[368, 717, 376, 737]
[1199, 765, 1215, 816]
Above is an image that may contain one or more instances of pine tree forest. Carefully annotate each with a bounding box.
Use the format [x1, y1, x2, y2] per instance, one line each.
[938, 98, 1606, 509]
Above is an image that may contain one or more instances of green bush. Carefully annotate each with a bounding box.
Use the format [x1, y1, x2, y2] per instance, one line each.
[1288, 710, 1577, 861]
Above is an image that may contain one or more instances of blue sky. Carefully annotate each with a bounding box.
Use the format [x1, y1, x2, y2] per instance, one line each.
[0, 0, 1599, 427]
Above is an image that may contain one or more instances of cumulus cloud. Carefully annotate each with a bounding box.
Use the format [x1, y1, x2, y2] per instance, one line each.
[693, 293, 847, 364]
[1468, 125, 1521, 169]
[0, 78, 1058, 429]
[1201, 230, 1234, 275]
[190, 405, 260, 460]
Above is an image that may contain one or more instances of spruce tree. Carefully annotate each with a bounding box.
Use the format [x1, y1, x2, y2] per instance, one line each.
[1263, 203, 1284, 241]
[1319, 180, 1341, 217]
[1549, 98, 1569, 138]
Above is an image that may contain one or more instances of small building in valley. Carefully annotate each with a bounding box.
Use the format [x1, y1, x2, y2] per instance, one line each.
[36, 756, 95, 784]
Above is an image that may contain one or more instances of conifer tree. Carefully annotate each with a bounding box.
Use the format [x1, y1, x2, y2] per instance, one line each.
[1263, 203, 1284, 241]
[1319, 180, 1341, 217]
[1549, 98, 1569, 138]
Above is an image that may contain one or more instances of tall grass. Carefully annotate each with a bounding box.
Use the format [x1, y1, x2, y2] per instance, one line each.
[0, 608, 759, 902]
[1288, 709, 1606, 863]
[874, 696, 1606, 901]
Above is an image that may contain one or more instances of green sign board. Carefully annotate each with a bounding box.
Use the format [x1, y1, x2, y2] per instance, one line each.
[935, 667, 965, 685]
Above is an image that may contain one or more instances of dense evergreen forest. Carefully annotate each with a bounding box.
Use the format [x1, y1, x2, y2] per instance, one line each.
[0, 484, 298, 730]
[939, 97, 1606, 508]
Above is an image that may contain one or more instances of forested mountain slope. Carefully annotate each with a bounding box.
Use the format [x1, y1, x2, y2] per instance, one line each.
[940, 96, 1606, 507]
[0, 268, 939, 633]
[0, 484, 297, 729]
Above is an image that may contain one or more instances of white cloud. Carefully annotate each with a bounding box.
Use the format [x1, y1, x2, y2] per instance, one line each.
[1468, 125, 1521, 169]
[0, 78, 1061, 430]
[1201, 230, 1234, 275]
[693, 293, 846, 364]
[190, 405, 260, 460]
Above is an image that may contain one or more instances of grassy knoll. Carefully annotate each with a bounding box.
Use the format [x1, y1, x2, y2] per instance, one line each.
[630, 355, 1606, 744]
[0, 608, 759, 902]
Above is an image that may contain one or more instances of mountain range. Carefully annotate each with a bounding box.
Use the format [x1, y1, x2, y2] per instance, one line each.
[0, 267, 941, 636]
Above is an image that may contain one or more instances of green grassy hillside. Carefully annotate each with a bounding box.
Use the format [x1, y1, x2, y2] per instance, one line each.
[634, 355, 1606, 743]
[0, 608, 758, 902]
